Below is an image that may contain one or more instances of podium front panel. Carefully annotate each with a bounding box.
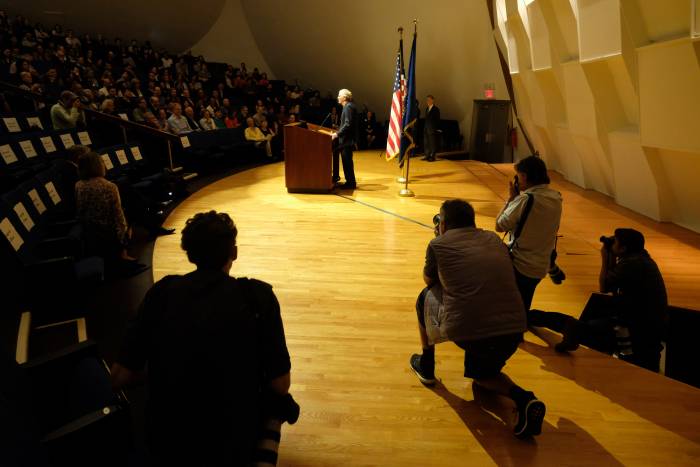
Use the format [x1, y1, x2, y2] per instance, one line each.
[284, 125, 333, 193]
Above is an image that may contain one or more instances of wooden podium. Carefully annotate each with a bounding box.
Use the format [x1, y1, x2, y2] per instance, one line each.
[284, 123, 334, 193]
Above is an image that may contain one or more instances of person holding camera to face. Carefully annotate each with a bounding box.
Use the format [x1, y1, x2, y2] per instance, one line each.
[411, 200, 546, 438]
[529, 229, 668, 372]
[496, 156, 563, 316]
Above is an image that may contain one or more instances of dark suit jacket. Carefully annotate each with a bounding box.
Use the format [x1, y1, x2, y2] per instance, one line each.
[425, 105, 441, 132]
[186, 116, 201, 131]
[337, 102, 358, 148]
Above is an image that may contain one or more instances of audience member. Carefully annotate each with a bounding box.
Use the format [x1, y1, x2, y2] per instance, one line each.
[213, 109, 226, 129]
[110, 211, 298, 465]
[199, 109, 215, 131]
[253, 105, 266, 127]
[244, 117, 272, 158]
[166, 103, 192, 134]
[50, 90, 85, 129]
[329, 106, 339, 129]
[362, 110, 377, 149]
[156, 108, 170, 132]
[183, 105, 201, 131]
[224, 110, 240, 129]
[260, 119, 280, 158]
[75, 151, 135, 263]
[410, 199, 546, 438]
[132, 97, 148, 122]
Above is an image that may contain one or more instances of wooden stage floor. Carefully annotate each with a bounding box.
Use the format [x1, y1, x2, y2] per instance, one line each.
[153, 152, 700, 466]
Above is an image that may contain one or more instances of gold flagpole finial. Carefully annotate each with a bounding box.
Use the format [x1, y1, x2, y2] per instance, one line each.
[413, 19, 417, 33]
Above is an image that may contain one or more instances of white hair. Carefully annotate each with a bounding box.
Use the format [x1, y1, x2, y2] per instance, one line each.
[338, 88, 353, 100]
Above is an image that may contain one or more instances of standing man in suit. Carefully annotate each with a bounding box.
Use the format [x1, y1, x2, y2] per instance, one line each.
[423, 94, 441, 162]
[332, 88, 358, 189]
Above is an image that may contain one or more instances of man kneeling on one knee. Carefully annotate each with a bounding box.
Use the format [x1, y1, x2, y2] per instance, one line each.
[410, 199, 546, 438]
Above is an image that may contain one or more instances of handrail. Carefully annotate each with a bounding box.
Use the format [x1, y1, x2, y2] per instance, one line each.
[0, 80, 50, 102]
[83, 107, 179, 141]
[0, 81, 178, 141]
[1, 80, 181, 169]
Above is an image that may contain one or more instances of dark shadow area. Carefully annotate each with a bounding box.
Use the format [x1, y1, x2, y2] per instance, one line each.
[519, 335, 700, 445]
[408, 171, 460, 181]
[416, 195, 495, 203]
[355, 183, 388, 191]
[430, 381, 624, 466]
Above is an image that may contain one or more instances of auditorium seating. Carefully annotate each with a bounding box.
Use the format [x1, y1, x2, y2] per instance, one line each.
[0, 170, 104, 312]
[6, 335, 131, 467]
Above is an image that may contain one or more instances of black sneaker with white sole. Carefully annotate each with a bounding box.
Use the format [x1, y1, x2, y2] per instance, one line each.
[410, 353, 436, 386]
[513, 398, 546, 438]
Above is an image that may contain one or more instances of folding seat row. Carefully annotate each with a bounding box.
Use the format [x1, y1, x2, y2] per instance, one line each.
[0, 112, 50, 135]
[178, 128, 258, 173]
[0, 164, 103, 311]
[0, 128, 94, 192]
[98, 141, 185, 202]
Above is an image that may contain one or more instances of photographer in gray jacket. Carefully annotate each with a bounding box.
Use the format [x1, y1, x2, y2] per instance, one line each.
[410, 199, 546, 438]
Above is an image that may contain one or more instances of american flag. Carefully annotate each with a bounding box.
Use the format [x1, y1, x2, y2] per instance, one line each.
[386, 44, 405, 161]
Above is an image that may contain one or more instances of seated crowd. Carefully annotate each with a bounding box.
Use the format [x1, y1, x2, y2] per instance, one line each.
[0, 10, 384, 163]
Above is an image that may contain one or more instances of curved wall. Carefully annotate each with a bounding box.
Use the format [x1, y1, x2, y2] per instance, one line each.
[238, 0, 507, 149]
[495, 0, 700, 233]
[0, 0, 225, 53]
[190, 0, 272, 77]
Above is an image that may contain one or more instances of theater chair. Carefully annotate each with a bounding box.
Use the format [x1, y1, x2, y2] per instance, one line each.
[0, 199, 103, 314]
[7, 313, 132, 467]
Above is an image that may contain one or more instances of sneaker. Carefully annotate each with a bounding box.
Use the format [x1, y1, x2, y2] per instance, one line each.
[513, 398, 546, 438]
[410, 354, 436, 386]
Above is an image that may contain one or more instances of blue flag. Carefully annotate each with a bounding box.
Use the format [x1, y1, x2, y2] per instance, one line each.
[399, 32, 417, 168]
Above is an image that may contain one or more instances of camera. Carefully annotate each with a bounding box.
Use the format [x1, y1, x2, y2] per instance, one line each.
[548, 249, 566, 285]
[600, 235, 615, 248]
[432, 214, 441, 237]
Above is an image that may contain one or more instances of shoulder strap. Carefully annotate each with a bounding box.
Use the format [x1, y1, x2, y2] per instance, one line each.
[512, 193, 534, 244]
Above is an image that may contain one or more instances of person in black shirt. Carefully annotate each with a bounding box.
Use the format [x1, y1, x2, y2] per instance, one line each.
[422, 95, 440, 162]
[111, 211, 297, 465]
[529, 228, 667, 371]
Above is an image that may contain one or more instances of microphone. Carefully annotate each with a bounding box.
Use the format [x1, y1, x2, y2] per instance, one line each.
[316, 112, 332, 131]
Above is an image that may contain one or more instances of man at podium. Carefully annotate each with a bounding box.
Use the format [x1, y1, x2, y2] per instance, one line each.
[331, 88, 358, 189]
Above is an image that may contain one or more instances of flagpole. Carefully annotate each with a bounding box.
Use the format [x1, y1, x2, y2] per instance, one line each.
[396, 26, 407, 184]
[399, 20, 417, 198]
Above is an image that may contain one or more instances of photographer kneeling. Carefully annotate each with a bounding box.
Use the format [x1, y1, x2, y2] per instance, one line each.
[529, 228, 668, 372]
[411, 200, 546, 438]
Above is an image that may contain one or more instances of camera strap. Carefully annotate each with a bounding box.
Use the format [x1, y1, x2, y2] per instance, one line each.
[510, 193, 534, 251]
